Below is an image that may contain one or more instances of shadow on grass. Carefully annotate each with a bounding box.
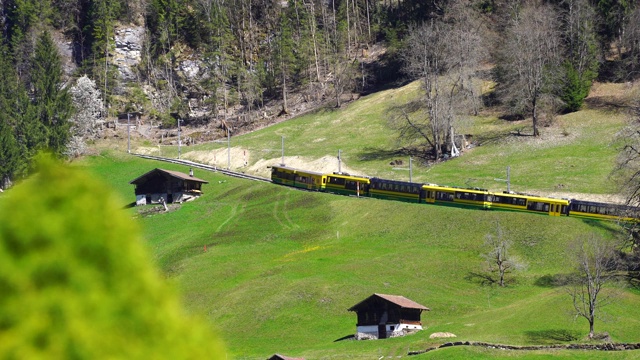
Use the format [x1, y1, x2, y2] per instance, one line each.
[358, 147, 418, 162]
[465, 272, 496, 286]
[534, 274, 575, 287]
[525, 329, 580, 344]
[333, 334, 355, 342]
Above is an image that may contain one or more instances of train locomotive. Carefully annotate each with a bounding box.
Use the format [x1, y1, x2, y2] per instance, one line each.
[270, 165, 638, 222]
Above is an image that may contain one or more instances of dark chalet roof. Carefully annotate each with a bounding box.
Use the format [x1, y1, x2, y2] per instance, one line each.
[129, 168, 209, 185]
[348, 293, 430, 312]
[268, 354, 305, 360]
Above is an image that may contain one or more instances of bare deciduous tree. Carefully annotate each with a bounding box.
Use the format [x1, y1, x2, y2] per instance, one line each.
[613, 104, 640, 207]
[622, 6, 640, 79]
[567, 233, 620, 339]
[482, 221, 523, 287]
[398, 2, 486, 160]
[497, 2, 563, 136]
[400, 21, 450, 160]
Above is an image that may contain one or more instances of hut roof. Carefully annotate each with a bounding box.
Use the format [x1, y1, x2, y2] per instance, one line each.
[129, 168, 208, 185]
[268, 354, 305, 360]
[348, 293, 430, 312]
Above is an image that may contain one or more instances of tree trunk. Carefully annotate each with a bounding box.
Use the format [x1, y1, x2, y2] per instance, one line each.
[532, 97, 540, 136]
[282, 58, 288, 113]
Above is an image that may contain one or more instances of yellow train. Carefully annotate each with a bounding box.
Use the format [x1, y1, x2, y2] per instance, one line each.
[270, 165, 637, 221]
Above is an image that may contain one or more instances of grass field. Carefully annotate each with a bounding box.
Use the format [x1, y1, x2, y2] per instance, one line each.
[77, 151, 640, 359]
[73, 80, 640, 359]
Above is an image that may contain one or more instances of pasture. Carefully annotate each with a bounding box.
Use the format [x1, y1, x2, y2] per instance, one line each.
[76, 80, 640, 359]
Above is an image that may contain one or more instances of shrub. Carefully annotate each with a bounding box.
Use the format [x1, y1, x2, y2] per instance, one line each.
[0, 155, 226, 359]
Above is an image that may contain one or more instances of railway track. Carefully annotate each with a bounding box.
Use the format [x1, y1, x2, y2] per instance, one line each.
[131, 153, 272, 183]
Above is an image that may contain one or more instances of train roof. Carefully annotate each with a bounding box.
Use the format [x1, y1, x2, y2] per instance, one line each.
[270, 165, 325, 176]
[494, 191, 569, 203]
[422, 183, 488, 192]
[569, 198, 634, 209]
[370, 177, 420, 185]
[327, 172, 370, 179]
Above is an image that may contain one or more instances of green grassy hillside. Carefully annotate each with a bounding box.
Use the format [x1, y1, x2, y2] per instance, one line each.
[78, 153, 640, 359]
[138, 80, 636, 199]
[78, 80, 640, 359]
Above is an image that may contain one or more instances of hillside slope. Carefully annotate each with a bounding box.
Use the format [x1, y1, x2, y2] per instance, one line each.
[80, 153, 640, 359]
[124, 80, 639, 203]
[79, 78, 640, 359]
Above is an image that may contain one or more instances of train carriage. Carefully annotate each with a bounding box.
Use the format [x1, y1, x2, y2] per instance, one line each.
[422, 184, 490, 209]
[369, 178, 423, 203]
[489, 192, 568, 216]
[268, 164, 638, 222]
[324, 173, 370, 196]
[568, 199, 637, 222]
[270, 165, 326, 191]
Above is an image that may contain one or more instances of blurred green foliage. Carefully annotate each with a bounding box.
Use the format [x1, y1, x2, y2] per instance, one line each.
[0, 155, 225, 359]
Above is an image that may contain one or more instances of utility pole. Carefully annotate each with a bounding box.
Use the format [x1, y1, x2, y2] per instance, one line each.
[281, 136, 285, 166]
[227, 127, 231, 170]
[178, 119, 183, 159]
[494, 166, 511, 193]
[127, 113, 130, 153]
[409, 157, 412, 183]
[338, 149, 342, 174]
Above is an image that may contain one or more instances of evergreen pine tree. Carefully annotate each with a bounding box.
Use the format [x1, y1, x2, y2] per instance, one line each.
[0, 119, 19, 189]
[0, 43, 22, 188]
[14, 87, 45, 176]
[31, 30, 73, 157]
[87, 0, 120, 103]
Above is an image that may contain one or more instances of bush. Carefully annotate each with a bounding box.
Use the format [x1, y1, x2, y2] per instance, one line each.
[0, 155, 226, 359]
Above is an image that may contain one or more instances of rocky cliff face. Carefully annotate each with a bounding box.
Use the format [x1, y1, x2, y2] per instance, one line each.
[56, 21, 365, 145]
[114, 26, 144, 82]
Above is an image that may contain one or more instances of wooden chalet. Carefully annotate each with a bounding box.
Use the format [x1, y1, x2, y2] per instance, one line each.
[129, 168, 208, 205]
[348, 293, 430, 340]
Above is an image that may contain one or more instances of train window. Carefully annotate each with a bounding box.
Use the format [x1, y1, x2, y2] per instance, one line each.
[346, 181, 357, 190]
[329, 177, 346, 185]
[436, 191, 454, 201]
[527, 201, 548, 212]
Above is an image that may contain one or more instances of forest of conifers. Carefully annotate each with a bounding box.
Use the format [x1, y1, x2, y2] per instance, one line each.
[1, 0, 640, 187]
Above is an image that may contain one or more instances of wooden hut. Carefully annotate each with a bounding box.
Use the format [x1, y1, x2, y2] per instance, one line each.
[129, 168, 208, 205]
[348, 293, 429, 340]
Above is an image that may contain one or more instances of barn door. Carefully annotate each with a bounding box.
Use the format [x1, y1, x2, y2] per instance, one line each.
[378, 324, 387, 339]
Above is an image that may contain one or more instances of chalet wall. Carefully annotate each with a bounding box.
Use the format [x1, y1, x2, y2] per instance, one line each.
[355, 323, 423, 340]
